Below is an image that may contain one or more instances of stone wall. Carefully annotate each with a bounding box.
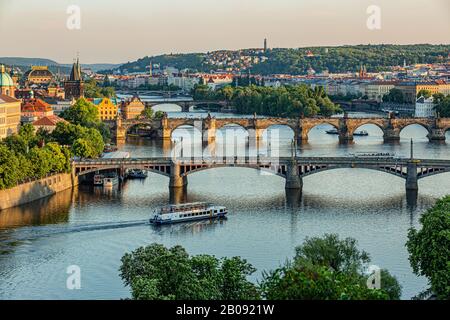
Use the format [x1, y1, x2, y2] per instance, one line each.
[0, 173, 79, 210]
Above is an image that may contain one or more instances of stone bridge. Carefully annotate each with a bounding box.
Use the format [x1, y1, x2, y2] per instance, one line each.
[144, 100, 229, 113]
[113, 114, 450, 144]
[72, 156, 450, 193]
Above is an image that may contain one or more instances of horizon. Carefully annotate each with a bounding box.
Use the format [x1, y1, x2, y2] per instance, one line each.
[0, 0, 449, 64]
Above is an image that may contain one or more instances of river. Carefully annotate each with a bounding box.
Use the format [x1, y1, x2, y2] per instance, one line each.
[0, 108, 449, 299]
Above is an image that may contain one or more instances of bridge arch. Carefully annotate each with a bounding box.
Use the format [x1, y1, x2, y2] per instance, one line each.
[150, 103, 183, 112]
[399, 123, 431, 139]
[261, 124, 295, 142]
[179, 164, 287, 179]
[300, 166, 407, 180]
[304, 121, 340, 141]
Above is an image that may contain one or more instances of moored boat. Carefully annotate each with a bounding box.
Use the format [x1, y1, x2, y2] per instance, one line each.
[354, 130, 369, 136]
[325, 129, 339, 135]
[149, 202, 227, 225]
[127, 169, 148, 179]
[103, 174, 119, 188]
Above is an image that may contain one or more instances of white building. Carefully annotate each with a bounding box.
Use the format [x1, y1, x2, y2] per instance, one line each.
[168, 75, 200, 92]
[415, 96, 436, 118]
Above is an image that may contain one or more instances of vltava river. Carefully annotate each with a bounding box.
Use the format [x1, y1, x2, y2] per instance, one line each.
[1, 109, 449, 299]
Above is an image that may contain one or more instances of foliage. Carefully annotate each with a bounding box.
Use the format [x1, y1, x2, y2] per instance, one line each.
[407, 196, 450, 299]
[0, 129, 72, 189]
[119, 243, 260, 300]
[61, 98, 110, 143]
[153, 111, 166, 120]
[84, 79, 116, 98]
[108, 45, 450, 75]
[260, 263, 389, 300]
[383, 88, 406, 104]
[192, 84, 341, 117]
[417, 89, 432, 99]
[140, 107, 154, 120]
[434, 94, 450, 117]
[120, 236, 401, 300]
[294, 234, 370, 274]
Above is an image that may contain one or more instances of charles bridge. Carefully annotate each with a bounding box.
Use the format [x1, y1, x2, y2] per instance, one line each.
[112, 114, 450, 144]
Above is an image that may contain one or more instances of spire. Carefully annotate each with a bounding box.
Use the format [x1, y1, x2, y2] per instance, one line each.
[69, 56, 81, 81]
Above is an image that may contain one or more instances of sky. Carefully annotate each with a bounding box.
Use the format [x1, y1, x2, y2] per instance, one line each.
[0, 0, 449, 64]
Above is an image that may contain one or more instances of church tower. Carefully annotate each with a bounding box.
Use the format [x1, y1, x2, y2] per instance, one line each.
[64, 58, 84, 100]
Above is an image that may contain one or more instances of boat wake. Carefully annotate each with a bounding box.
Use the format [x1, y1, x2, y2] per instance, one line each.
[0, 220, 150, 244]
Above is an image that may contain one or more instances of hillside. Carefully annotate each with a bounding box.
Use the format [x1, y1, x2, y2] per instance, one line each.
[107, 44, 450, 75]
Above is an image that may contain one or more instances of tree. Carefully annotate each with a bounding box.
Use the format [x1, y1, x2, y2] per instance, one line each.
[72, 138, 95, 158]
[434, 95, 450, 117]
[0, 144, 21, 189]
[141, 107, 154, 120]
[417, 89, 432, 99]
[119, 243, 260, 300]
[407, 196, 450, 299]
[383, 88, 405, 104]
[153, 111, 165, 120]
[294, 234, 370, 275]
[61, 98, 99, 126]
[260, 263, 389, 300]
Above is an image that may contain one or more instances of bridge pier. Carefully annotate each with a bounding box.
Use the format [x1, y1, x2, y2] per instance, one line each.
[338, 132, 354, 144]
[383, 129, 400, 142]
[285, 160, 303, 190]
[169, 162, 188, 188]
[405, 161, 418, 191]
[428, 128, 446, 142]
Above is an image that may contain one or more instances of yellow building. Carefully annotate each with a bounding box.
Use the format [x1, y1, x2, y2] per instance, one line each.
[121, 96, 145, 119]
[395, 81, 450, 103]
[0, 94, 21, 139]
[88, 97, 120, 121]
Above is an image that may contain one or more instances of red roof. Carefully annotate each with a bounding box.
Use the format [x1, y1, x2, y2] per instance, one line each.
[32, 115, 67, 126]
[21, 98, 52, 113]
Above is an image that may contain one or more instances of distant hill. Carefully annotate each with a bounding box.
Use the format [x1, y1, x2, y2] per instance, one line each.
[0, 57, 122, 74]
[0, 57, 60, 67]
[107, 44, 450, 75]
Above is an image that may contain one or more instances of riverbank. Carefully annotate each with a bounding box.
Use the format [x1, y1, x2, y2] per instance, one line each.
[0, 173, 79, 210]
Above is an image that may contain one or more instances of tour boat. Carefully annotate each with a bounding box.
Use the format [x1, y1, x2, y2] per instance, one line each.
[352, 152, 394, 159]
[103, 175, 119, 188]
[149, 202, 228, 225]
[353, 130, 369, 136]
[325, 129, 339, 135]
[127, 169, 148, 179]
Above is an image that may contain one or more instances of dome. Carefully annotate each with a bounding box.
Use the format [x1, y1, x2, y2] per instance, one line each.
[0, 65, 14, 87]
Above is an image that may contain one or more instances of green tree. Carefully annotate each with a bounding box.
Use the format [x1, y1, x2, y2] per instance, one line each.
[72, 138, 95, 158]
[120, 243, 260, 300]
[417, 89, 432, 99]
[141, 107, 154, 119]
[0, 144, 20, 189]
[383, 88, 405, 104]
[153, 111, 166, 120]
[260, 263, 389, 300]
[407, 196, 450, 299]
[435, 95, 450, 117]
[61, 98, 99, 126]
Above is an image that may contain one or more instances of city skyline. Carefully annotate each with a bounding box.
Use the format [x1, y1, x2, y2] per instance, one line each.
[0, 0, 449, 64]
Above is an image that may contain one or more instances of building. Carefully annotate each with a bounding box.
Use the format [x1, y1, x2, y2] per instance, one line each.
[23, 66, 54, 85]
[88, 97, 120, 121]
[396, 81, 450, 103]
[0, 65, 16, 97]
[21, 98, 54, 122]
[0, 94, 21, 139]
[65, 58, 84, 100]
[365, 81, 396, 102]
[32, 115, 67, 133]
[415, 96, 436, 118]
[168, 74, 200, 92]
[121, 96, 145, 120]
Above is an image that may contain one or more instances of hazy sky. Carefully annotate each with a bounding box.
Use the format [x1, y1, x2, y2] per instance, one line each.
[0, 0, 449, 64]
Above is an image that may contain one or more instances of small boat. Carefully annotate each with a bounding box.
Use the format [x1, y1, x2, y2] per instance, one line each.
[93, 173, 105, 186]
[127, 169, 148, 179]
[149, 202, 228, 225]
[103, 144, 118, 153]
[354, 130, 369, 136]
[103, 175, 119, 188]
[325, 129, 339, 135]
